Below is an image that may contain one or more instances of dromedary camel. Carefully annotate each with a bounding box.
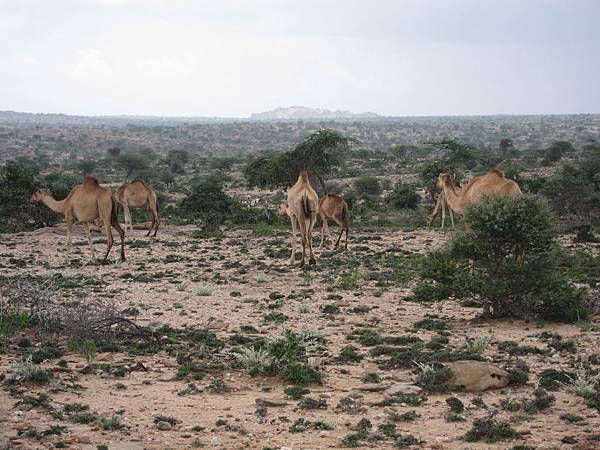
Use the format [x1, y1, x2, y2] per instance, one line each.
[31, 177, 126, 262]
[116, 180, 160, 237]
[318, 194, 349, 249]
[437, 169, 522, 215]
[427, 177, 470, 228]
[280, 170, 319, 266]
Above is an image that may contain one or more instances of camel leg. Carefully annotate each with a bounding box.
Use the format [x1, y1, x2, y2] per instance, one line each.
[100, 209, 114, 263]
[298, 216, 309, 267]
[113, 220, 126, 262]
[83, 222, 97, 262]
[319, 216, 326, 249]
[148, 196, 160, 237]
[449, 208, 455, 227]
[289, 216, 297, 265]
[441, 204, 446, 229]
[123, 204, 133, 233]
[333, 216, 345, 249]
[65, 214, 73, 261]
[307, 217, 316, 265]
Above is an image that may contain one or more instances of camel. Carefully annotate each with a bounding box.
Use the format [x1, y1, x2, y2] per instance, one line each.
[116, 180, 160, 237]
[31, 176, 126, 262]
[437, 169, 522, 215]
[427, 177, 470, 228]
[427, 191, 454, 229]
[281, 170, 319, 266]
[437, 169, 524, 262]
[318, 194, 349, 249]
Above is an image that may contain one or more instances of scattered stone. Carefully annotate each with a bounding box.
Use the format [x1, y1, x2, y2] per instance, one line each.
[210, 436, 223, 447]
[307, 357, 322, 367]
[75, 435, 92, 444]
[359, 383, 388, 392]
[156, 421, 173, 431]
[562, 436, 578, 444]
[446, 361, 509, 392]
[255, 397, 288, 407]
[386, 383, 423, 396]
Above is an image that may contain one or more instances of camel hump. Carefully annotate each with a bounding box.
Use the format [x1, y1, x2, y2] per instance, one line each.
[83, 176, 100, 186]
[488, 168, 505, 178]
[131, 179, 151, 189]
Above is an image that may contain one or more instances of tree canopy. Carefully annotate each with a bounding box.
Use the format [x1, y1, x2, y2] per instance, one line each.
[244, 130, 353, 190]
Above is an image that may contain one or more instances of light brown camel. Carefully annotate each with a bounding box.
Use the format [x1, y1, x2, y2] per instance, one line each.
[116, 180, 160, 237]
[281, 170, 319, 266]
[437, 169, 522, 215]
[318, 194, 349, 249]
[31, 177, 126, 262]
[437, 169, 524, 262]
[427, 177, 470, 228]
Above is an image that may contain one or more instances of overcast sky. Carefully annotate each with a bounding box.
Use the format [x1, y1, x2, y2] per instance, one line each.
[1, 0, 599, 117]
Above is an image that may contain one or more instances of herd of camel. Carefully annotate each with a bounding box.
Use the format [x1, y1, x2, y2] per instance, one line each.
[29, 167, 521, 266]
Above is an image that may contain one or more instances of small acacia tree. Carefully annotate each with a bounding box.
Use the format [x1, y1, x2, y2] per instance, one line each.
[414, 195, 588, 322]
[244, 130, 352, 191]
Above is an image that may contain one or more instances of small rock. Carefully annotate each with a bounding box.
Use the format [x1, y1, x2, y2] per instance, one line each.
[75, 435, 92, 444]
[210, 436, 223, 447]
[446, 361, 509, 392]
[156, 421, 172, 431]
[255, 397, 288, 407]
[307, 357, 321, 368]
[562, 436, 578, 444]
[386, 383, 423, 396]
[359, 383, 388, 392]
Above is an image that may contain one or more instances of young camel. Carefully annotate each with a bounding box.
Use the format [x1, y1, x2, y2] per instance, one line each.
[318, 194, 349, 249]
[280, 171, 319, 266]
[31, 177, 126, 262]
[116, 180, 160, 237]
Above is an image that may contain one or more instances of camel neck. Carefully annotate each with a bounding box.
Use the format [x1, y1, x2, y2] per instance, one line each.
[442, 182, 464, 214]
[41, 195, 67, 215]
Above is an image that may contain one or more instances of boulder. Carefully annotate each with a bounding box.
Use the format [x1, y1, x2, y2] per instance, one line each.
[255, 397, 288, 407]
[446, 361, 509, 392]
[386, 383, 423, 396]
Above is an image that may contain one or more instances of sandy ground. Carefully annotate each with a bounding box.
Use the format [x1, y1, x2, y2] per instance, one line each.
[0, 224, 599, 450]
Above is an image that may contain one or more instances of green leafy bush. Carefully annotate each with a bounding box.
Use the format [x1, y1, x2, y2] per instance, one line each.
[387, 182, 420, 209]
[414, 195, 588, 321]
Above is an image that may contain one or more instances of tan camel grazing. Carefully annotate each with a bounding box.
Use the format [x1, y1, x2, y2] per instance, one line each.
[282, 170, 319, 266]
[31, 177, 126, 262]
[318, 194, 349, 249]
[437, 169, 521, 215]
[116, 180, 160, 237]
[426, 177, 470, 228]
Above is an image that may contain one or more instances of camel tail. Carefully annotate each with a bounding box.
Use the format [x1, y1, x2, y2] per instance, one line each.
[301, 195, 312, 220]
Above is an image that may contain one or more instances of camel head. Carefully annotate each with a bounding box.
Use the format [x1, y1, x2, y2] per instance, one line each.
[277, 201, 289, 219]
[437, 173, 454, 189]
[31, 189, 50, 203]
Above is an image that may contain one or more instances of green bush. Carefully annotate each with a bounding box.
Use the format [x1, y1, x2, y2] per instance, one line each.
[541, 143, 600, 227]
[414, 195, 588, 321]
[387, 182, 420, 209]
[353, 175, 381, 198]
[179, 175, 235, 230]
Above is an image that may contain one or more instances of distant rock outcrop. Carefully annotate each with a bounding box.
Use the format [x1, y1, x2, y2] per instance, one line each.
[250, 106, 381, 120]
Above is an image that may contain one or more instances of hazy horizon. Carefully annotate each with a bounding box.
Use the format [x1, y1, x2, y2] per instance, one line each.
[2, 0, 599, 117]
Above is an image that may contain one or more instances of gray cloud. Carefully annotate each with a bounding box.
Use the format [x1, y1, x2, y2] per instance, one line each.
[1, 0, 598, 116]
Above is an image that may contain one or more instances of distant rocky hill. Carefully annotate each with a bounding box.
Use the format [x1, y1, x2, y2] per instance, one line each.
[249, 106, 381, 120]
